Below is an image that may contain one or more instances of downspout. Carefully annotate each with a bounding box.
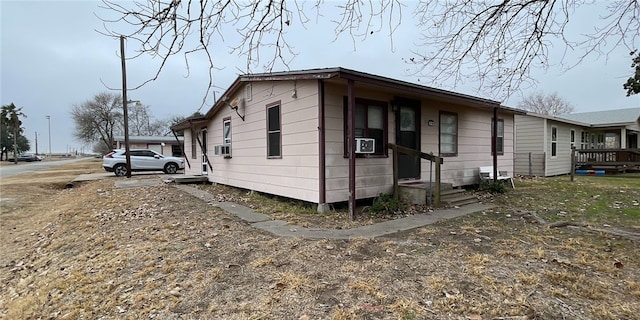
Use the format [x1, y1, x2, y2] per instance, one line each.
[347, 79, 356, 220]
[492, 105, 499, 182]
[317, 79, 328, 213]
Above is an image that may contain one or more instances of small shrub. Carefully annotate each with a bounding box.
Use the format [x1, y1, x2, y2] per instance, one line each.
[479, 180, 507, 194]
[370, 193, 403, 215]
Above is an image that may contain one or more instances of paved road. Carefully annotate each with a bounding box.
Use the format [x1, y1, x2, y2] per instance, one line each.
[0, 158, 90, 179]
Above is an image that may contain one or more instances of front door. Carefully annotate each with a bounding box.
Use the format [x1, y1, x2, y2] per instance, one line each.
[201, 129, 208, 175]
[395, 99, 421, 179]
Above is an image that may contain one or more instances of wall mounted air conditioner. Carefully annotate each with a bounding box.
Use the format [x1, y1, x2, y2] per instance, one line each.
[214, 144, 231, 156]
[355, 138, 375, 153]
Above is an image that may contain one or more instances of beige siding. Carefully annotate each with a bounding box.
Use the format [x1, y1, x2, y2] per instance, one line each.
[431, 105, 515, 186]
[207, 80, 321, 203]
[514, 115, 546, 176]
[323, 83, 516, 203]
[324, 83, 395, 203]
[546, 121, 581, 176]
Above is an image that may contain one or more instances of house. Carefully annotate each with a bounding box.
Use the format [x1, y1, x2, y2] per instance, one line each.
[171, 67, 523, 213]
[514, 107, 640, 176]
[113, 135, 184, 157]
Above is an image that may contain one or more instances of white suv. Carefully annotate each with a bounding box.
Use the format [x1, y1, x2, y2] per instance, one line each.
[102, 149, 185, 176]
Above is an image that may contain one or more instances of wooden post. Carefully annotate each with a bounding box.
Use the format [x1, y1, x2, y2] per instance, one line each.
[570, 146, 576, 182]
[434, 156, 441, 206]
[347, 80, 356, 220]
[120, 35, 132, 178]
[391, 144, 398, 200]
[528, 152, 532, 176]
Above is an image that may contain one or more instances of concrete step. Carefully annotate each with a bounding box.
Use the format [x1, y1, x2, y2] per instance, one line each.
[397, 181, 462, 206]
[441, 193, 479, 207]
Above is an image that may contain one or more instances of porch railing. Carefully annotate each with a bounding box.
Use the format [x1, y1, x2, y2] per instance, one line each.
[571, 147, 640, 180]
[387, 143, 443, 206]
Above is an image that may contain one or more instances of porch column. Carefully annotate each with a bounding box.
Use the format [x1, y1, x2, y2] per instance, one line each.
[347, 79, 356, 220]
[317, 80, 329, 213]
[621, 128, 627, 149]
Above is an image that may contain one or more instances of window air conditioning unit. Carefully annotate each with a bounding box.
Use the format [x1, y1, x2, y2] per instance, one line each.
[355, 138, 375, 154]
[214, 144, 231, 156]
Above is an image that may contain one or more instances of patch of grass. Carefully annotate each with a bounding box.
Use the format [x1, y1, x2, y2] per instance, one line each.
[348, 278, 386, 301]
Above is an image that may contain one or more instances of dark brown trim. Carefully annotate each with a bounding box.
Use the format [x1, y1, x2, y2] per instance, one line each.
[347, 80, 356, 220]
[318, 80, 326, 205]
[492, 106, 498, 181]
[439, 111, 458, 157]
[266, 101, 282, 159]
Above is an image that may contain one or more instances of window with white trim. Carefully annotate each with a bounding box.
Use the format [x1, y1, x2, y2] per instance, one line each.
[439, 112, 458, 156]
[223, 117, 231, 157]
[570, 129, 575, 148]
[267, 102, 281, 158]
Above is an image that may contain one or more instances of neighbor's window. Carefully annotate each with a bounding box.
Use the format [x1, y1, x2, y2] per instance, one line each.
[551, 126, 558, 157]
[492, 118, 504, 155]
[342, 98, 388, 156]
[580, 132, 586, 149]
[267, 102, 281, 158]
[191, 128, 197, 159]
[223, 118, 231, 145]
[439, 112, 458, 156]
[570, 129, 576, 148]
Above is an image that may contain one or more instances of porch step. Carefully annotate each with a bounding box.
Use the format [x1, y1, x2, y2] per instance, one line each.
[397, 182, 479, 207]
[440, 189, 479, 207]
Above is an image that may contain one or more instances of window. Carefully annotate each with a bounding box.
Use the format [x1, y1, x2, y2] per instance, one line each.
[191, 128, 197, 159]
[223, 117, 232, 157]
[580, 131, 587, 149]
[223, 118, 231, 145]
[570, 129, 576, 148]
[597, 133, 605, 149]
[267, 102, 281, 158]
[492, 118, 504, 155]
[439, 112, 458, 156]
[245, 84, 252, 102]
[171, 145, 182, 157]
[343, 98, 388, 156]
[551, 126, 557, 157]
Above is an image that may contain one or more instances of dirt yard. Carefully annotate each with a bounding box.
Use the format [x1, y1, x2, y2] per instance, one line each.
[1, 159, 639, 319]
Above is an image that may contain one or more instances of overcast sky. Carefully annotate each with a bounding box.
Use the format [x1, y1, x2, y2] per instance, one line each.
[1, 1, 638, 153]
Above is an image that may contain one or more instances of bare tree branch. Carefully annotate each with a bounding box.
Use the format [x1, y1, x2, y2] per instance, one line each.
[518, 91, 574, 115]
[98, 0, 639, 102]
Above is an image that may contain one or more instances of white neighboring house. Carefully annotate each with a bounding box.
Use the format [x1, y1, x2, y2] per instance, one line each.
[172, 67, 523, 211]
[113, 135, 184, 157]
[514, 107, 640, 176]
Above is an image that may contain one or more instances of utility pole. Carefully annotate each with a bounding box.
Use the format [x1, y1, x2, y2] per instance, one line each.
[46, 115, 51, 159]
[35, 131, 38, 154]
[120, 35, 132, 178]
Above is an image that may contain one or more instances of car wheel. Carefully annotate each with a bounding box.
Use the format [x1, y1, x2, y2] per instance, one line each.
[164, 162, 178, 174]
[113, 164, 128, 177]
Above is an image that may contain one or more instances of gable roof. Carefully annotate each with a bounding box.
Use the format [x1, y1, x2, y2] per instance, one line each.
[557, 107, 640, 126]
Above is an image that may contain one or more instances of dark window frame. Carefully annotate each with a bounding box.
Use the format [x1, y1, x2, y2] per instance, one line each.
[266, 101, 282, 159]
[342, 97, 389, 158]
[551, 126, 558, 157]
[439, 111, 458, 157]
[492, 118, 504, 156]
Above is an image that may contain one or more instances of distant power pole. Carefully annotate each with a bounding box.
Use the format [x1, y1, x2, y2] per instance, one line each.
[35, 132, 38, 154]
